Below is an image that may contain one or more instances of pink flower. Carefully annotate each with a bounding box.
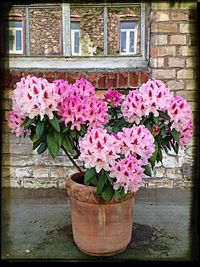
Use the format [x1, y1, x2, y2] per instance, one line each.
[110, 155, 144, 193]
[12, 75, 60, 120]
[73, 78, 96, 98]
[139, 79, 172, 116]
[164, 96, 193, 133]
[117, 125, 155, 165]
[121, 90, 148, 124]
[104, 88, 123, 107]
[180, 120, 193, 148]
[79, 128, 120, 173]
[8, 111, 30, 137]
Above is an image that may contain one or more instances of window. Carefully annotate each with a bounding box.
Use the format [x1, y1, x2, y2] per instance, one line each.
[120, 21, 137, 55]
[7, 20, 23, 54]
[63, 3, 146, 60]
[71, 22, 81, 55]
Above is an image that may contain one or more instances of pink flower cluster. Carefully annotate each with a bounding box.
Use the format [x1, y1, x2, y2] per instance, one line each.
[104, 88, 123, 107]
[117, 125, 155, 165]
[110, 155, 144, 193]
[12, 75, 60, 120]
[79, 128, 120, 173]
[80, 125, 155, 192]
[121, 79, 172, 124]
[56, 78, 108, 131]
[164, 96, 193, 147]
[8, 111, 29, 137]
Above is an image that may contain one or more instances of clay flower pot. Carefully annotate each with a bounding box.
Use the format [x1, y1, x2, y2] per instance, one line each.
[66, 173, 135, 256]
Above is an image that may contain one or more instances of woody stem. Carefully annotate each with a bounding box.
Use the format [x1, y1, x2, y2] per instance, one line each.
[61, 146, 84, 175]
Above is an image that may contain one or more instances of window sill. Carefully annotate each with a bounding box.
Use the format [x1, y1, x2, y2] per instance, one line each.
[4, 56, 148, 70]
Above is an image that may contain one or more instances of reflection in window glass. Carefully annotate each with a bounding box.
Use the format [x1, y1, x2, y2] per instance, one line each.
[7, 20, 23, 54]
[70, 7, 104, 56]
[71, 22, 80, 55]
[120, 21, 137, 55]
[107, 6, 140, 56]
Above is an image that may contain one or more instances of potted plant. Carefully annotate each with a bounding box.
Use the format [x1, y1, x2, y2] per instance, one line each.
[8, 76, 193, 256]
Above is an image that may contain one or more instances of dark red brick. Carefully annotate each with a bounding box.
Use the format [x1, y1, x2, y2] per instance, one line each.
[140, 71, 150, 84]
[118, 72, 128, 88]
[3, 71, 12, 88]
[10, 71, 22, 88]
[97, 73, 107, 89]
[86, 72, 97, 88]
[107, 73, 117, 88]
[55, 72, 66, 80]
[66, 72, 80, 84]
[129, 72, 139, 87]
[44, 72, 55, 82]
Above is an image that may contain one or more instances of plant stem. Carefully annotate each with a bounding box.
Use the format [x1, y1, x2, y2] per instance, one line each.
[61, 146, 84, 175]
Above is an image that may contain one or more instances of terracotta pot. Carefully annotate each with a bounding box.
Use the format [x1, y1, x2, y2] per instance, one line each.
[66, 173, 135, 256]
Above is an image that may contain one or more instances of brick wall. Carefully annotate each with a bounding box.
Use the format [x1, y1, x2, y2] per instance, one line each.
[1, 1, 198, 189]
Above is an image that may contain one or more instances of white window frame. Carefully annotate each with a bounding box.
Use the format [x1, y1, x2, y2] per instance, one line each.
[8, 25, 23, 54]
[120, 27, 137, 55]
[71, 28, 81, 56]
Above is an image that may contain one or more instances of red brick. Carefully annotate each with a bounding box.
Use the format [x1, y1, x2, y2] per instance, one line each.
[118, 72, 128, 88]
[44, 72, 55, 82]
[86, 72, 97, 88]
[10, 71, 22, 88]
[55, 72, 66, 80]
[107, 73, 117, 88]
[129, 72, 139, 87]
[34, 72, 44, 78]
[3, 71, 12, 88]
[66, 72, 80, 84]
[150, 47, 158, 57]
[140, 72, 150, 84]
[97, 73, 107, 89]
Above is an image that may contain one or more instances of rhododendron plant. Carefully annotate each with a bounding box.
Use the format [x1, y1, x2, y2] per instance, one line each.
[8, 76, 193, 202]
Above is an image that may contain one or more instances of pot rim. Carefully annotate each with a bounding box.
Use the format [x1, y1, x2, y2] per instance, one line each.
[66, 172, 135, 204]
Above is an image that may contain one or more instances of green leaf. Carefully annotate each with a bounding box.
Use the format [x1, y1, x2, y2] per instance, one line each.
[47, 131, 59, 159]
[90, 176, 98, 186]
[33, 138, 43, 150]
[161, 127, 167, 138]
[37, 141, 48, 154]
[30, 133, 40, 143]
[150, 141, 158, 168]
[102, 184, 114, 202]
[158, 110, 171, 120]
[36, 120, 46, 138]
[63, 125, 70, 133]
[96, 173, 107, 195]
[145, 119, 152, 132]
[114, 189, 122, 201]
[171, 129, 180, 143]
[153, 116, 159, 126]
[54, 130, 63, 147]
[62, 135, 74, 154]
[144, 164, 152, 177]
[171, 141, 179, 154]
[21, 117, 35, 129]
[84, 168, 96, 185]
[70, 130, 77, 138]
[48, 116, 60, 132]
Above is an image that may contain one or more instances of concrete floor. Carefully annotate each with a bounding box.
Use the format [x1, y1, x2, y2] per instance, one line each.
[1, 187, 197, 262]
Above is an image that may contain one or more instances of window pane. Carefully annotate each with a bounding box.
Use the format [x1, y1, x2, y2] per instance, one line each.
[121, 22, 136, 30]
[9, 30, 15, 51]
[120, 32, 126, 53]
[74, 31, 80, 54]
[70, 7, 104, 56]
[107, 6, 141, 55]
[16, 30, 22, 50]
[9, 20, 22, 27]
[71, 22, 80, 30]
[129, 31, 135, 53]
